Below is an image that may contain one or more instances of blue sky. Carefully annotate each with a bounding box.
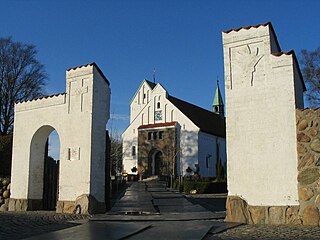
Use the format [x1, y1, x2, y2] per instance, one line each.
[1, 0, 320, 158]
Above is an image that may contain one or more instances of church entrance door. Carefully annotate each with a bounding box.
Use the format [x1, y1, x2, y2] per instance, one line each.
[148, 149, 163, 176]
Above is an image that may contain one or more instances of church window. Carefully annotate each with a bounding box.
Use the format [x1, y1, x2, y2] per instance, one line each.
[159, 131, 163, 139]
[157, 102, 161, 109]
[148, 132, 152, 140]
[132, 146, 136, 156]
[153, 132, 158, 140]
[206, 154, 212, 168]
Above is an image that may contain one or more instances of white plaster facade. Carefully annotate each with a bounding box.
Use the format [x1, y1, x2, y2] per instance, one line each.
[122, 80, 226, 177]
[9, 63, 110, 212]
[223, 23, 305, 206]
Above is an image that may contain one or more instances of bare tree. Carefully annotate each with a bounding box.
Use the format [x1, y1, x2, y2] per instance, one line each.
[110, 130, 123, 177]
[300, 47, 320, 107]
[0, 37, 47, 135]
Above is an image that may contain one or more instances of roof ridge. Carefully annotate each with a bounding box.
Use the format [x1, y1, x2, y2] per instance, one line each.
[168, 95, 213, 113]
[223, 22, 271, 34]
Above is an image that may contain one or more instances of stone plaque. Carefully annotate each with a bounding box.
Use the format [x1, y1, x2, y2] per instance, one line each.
[67, 147, 80, 161]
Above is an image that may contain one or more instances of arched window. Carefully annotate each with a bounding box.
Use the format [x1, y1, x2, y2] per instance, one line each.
[157, 102, 161, 109]
[132, 146, 136, 156]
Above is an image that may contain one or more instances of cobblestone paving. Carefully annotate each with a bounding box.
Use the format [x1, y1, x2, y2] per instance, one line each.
[0, 211, 89, 240]
[208, 222, 320, 240]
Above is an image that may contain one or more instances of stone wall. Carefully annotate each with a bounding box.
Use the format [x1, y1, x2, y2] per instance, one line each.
[226, 109, 320, 226]
[296, 108, 320, 225]
[138, 126, 177, 177]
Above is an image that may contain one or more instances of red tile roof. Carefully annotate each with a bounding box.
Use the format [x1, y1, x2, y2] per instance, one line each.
[223, 22, 271, 34]
[15, 93, 66, 104]
[271, 50, 294, 57]
[223, 22, 281, 53]
[138, 122, 177, 130]
[67, 62, 110, 85]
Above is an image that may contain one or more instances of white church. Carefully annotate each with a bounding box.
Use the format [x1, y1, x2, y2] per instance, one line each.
[122, 79, 226, 179]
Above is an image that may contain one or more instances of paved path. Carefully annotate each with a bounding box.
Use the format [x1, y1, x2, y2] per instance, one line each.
[1, 180, 320, 239]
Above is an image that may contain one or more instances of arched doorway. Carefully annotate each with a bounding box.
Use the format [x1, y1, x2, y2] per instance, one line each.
[28, 125, 60, 210]
[148, 149, 163, 176]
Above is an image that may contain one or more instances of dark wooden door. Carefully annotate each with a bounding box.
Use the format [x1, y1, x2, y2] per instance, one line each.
[43, 141, 59, 210]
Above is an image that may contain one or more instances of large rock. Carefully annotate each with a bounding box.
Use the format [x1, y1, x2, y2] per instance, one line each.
[0, 203, 8, 211]
[298, 153, 315, 170]
[286, 206, 301, 225]
[303, 205, 320, 226]
[8, 198, 28, 211]
[308, 128, 318, 137]
[268, 207, 285, 225]
[75, 194, 106, 214]
[297, 133, 311, 142]
[248, 206, 266, 224]
[298, 119, 308, 131]
[297, 143, 307, 154]
[297, 168, 320, 185]
[225, 196, 249, 223]
[311, 138, 320, 153]
[298, 187, 314, 201]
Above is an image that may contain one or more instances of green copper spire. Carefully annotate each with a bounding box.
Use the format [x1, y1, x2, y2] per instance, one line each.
[213, 80, 224, 117]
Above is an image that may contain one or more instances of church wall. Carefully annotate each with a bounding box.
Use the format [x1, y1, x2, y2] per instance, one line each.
[198, 132, 226, 177]
[129, 81, 153, 123]
[223, 25, 301, 207]
[122, 83, 201, 177]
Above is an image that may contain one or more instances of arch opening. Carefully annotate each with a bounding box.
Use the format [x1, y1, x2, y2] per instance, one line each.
[28, 125, 60, 210]
[148, 148, 163, 176]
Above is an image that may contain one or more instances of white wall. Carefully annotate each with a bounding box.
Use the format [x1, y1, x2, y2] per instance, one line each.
[223, 24, 302, 206]
[10, 64, 110, 203]
[122, 82, 200, 176]
[198, 132, 226, 177]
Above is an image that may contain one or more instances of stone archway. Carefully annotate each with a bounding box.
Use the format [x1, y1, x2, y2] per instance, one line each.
[148, 149, 163, 176]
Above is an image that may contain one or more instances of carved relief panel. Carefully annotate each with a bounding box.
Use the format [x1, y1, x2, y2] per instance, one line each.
[228, 42, 265, 90]
[68, 78, 89, 113]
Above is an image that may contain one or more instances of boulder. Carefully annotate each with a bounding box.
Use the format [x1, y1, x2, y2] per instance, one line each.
[225, 196, 249, 223]
[268, 207, 285, 225]
[298, 168, 320, 186]
[298, 187, 314, 201]
[249, 206, 266, 224]
[303, 205, 320, 226]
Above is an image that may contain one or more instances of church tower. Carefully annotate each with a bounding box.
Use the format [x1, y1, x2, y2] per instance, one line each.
[212, 80, 224, 117]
